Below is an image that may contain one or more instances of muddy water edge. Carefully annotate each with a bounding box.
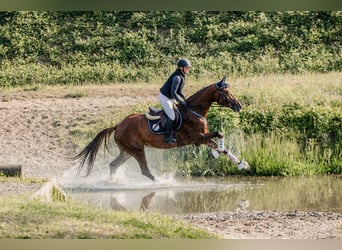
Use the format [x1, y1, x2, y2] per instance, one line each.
[64, 175, 342, 214]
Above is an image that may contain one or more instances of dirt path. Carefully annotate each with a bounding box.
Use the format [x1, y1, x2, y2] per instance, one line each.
[1, 85, 341, 239]
[181, 211, 342, 239]
[0, 85, 156, 178]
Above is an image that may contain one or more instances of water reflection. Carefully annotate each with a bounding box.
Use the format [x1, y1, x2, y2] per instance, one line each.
[109, 192, 155, 211]
[63, 175, 342, 214]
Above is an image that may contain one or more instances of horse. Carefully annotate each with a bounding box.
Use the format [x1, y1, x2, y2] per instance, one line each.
[72, 77, 242, 181]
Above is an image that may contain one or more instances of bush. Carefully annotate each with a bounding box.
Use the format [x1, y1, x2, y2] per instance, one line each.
[0, 11, 341, 86]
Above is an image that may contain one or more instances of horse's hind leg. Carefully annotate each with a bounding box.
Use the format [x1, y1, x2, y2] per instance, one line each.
[109, 151, 131, 176]
[130, 149, 155, 181]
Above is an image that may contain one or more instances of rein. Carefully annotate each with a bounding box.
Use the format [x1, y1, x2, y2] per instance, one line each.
[182, 81, 232, 117]
[185, 107, 209, 129]
[187, 107, 206, 120]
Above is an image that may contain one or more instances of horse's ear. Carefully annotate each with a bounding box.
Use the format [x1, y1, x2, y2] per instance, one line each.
[216, 76, 228, 89]
[216, 76, 229, 89]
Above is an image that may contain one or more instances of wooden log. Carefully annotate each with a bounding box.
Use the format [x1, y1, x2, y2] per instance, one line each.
[0, 164, 22, 177]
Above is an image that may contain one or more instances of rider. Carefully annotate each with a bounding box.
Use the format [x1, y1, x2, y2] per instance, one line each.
[159, 58, 191, 144]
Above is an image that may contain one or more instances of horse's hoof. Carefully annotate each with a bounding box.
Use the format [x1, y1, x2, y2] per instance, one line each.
[211, 149, 220, 159]
[237, 160, 250, 170]
[154, 177, 162, 183]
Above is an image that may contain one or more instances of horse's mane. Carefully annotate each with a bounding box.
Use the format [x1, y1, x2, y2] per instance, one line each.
[187, 84, 214, 102]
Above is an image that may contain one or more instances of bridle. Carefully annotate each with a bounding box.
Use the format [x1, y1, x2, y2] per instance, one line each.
[183, 82, 235, 110]
[215, 83, 235, 108]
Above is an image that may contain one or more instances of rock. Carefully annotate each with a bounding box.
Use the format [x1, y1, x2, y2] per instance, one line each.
[0, 164, 22, 177]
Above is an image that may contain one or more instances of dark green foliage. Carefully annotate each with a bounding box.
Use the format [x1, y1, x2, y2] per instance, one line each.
[240, 104, 342, 146]
[0, 11, 341, 86]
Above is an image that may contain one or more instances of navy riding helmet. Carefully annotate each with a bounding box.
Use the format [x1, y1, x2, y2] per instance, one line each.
[177, 58, 191, 68]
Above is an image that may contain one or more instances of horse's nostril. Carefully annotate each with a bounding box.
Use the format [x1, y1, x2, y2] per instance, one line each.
[234, 104, 241, 112]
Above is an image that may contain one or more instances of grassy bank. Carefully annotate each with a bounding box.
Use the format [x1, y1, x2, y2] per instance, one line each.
[0, 182, 216, 239]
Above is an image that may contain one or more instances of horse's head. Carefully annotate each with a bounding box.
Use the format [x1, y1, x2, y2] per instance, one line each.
[214, 77, 242, 112]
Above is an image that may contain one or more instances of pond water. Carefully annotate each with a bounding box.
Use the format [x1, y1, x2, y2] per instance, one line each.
[59, 173, 342, 214]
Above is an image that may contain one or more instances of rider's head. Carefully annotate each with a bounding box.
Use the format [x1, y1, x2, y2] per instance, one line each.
[177, 58, 191, 75]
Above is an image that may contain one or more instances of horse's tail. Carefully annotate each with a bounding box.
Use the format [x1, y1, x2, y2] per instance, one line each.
[71, 126, 117, 176]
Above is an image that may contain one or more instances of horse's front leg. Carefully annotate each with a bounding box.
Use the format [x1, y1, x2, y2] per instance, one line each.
[194, 131, 223, 146]
[206, 138, 250, 170]
[194, 132, 248, 169]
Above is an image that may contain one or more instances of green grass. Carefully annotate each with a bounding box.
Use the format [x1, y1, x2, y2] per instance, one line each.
[0, 195, 217, 239]
[0, 176, 48, 184]
[238, 132, 337, 176]
[64, 91, 86, 98]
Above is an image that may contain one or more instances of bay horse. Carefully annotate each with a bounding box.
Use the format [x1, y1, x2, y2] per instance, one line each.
[72, 77, 242, 181]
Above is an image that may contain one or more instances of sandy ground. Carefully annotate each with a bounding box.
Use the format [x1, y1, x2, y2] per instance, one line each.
[0, 85, 154, 178]
[1, 85, 342, 239]
[181, 211, 342, 239]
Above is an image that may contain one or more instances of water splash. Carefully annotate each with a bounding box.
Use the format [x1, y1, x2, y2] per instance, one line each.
[57, 149, 256, 213]
[57, 155, 183, 192]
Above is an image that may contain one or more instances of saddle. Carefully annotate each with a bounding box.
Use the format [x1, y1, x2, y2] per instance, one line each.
[145, 107, 182, 135]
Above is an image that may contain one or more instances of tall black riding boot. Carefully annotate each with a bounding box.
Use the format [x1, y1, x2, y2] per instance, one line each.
[164, 118, 176, 144]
